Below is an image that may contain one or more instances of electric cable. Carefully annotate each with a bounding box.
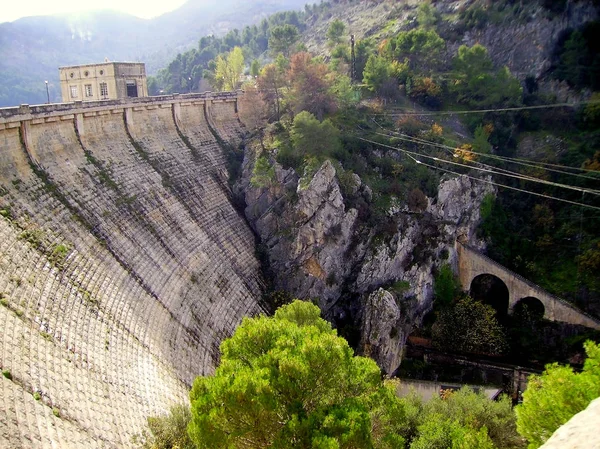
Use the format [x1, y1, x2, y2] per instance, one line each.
[370, 120, 600, 179]
[355, 135, 600, 210]
[356, 135, 600, 197]
[368, 99, 600, 116]
[379, 130, 600, 184]
[408, 154, 600, 212]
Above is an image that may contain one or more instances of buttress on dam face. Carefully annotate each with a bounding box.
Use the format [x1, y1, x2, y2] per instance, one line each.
[0, 93, 266, 448]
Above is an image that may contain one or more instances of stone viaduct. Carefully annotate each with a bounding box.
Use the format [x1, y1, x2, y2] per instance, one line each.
[0, 92, 266, 448]
[457, 242, 600, 330]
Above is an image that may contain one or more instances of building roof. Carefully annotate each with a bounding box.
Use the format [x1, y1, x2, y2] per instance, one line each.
[58, 62, 145, 69]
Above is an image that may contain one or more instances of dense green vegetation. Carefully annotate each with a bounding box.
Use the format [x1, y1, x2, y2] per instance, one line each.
[149, 8, 309, 94]
[516, 340, 600, 448]
[142, 302, 600, 449]
[142, 301, 525, 449]
[432, 295, 508, 355]
[148, 0, 600, 363]
[219, 0, 600, 319]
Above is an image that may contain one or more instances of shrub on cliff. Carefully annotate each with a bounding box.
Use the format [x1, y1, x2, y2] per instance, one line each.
[290, 111, 341, 161]
[410, 387, 523, 449]
[139, 404, 194, 449]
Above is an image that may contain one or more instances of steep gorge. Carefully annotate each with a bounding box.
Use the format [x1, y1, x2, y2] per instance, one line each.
[238, 145, 493, 375]
[0, 94, 264, 448]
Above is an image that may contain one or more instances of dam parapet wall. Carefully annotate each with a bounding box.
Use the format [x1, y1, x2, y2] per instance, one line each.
[0, 91, 239, 124]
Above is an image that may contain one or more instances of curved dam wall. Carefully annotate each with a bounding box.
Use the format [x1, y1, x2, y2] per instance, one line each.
[0, 93, 265, 448]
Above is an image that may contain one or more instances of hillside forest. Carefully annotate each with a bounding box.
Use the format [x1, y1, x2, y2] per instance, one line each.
[133, 1, 600, 448]
[149, 0, 600, 359]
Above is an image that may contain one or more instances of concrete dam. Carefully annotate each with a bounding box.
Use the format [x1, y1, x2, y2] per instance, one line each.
[0, 93, 265, 448]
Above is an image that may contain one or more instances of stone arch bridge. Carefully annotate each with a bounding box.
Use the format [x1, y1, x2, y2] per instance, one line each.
[457, 242, 600, 330]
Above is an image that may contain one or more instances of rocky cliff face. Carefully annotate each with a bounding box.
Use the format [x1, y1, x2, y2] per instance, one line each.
[239, 146, 494, 375]
[442, 0, 598, 83]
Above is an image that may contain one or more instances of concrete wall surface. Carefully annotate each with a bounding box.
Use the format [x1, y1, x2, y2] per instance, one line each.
[0, 92, 264, 448]
[396, 378, 502, 402]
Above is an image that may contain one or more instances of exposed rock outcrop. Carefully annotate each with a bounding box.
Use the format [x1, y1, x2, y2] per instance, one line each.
[240, 145, 494, 374]
[539, 397, 600, 449]
[441, 1, 598, 80]
[361, 289, 405, 376]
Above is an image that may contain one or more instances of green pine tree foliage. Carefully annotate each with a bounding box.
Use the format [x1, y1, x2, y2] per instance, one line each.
[327, 19, 346, 47]
[141, 404, 194, 449]
[269, 24, 300, 57]
[250, 155, 276, 188]
[433, 264, 461, 307]
[451, 44, 522, 108]
[362, 55, 408, 96]
[187, 300, 407, 449]
[408, 386, 522, 449]
[515, 341, 600, 448]
[386, 29, 445, 74]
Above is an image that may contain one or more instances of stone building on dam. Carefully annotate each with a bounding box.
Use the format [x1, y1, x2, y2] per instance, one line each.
[59, 62, 149, 102]
[0, 92, 265, 448]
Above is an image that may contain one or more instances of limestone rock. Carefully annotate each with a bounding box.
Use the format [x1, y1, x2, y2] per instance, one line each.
[240, 146, 493, 373]
[432, 174, 495, 249]
[361, 289, 404, 375]
[445, 1, 598, 80]
[241, 157, 358, 309]
[539, 397, 600, 449]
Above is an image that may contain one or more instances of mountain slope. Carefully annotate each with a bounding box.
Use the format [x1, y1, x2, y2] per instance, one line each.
[0, 0, 308, 107]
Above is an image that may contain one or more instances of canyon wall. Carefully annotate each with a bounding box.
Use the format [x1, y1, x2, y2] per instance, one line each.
[239, 148, 494, 376]
[0, 93, 265, 448]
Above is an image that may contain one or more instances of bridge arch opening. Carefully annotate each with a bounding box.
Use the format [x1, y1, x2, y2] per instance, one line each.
[470, 274, 509, 318]
[513, 297, 545, 321]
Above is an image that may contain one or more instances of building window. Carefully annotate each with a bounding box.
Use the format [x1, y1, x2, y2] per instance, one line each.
[99, 70, 104, 75]
[100, 82, 108, 98]
[85, 84, 93, 97]
[126, 80, 138, 98]
[70, 86, 78, 99]
[84, 71, 89, 77]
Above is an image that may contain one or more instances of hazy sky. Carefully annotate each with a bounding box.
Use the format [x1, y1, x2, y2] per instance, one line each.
[1, 0, 188, 23]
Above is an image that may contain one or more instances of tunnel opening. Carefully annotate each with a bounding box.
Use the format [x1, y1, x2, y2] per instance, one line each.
[513, 297, 545, 321]
[470, 274, 509, 318]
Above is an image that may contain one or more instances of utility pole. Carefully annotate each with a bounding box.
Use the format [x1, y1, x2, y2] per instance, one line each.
[350, 34, 356, 83]
[45, 80, 50, 104]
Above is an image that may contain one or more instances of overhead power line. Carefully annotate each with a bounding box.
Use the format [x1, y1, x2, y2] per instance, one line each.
[358, 135, 600, 196]
[369, 100, 600, 117]
[370, 118, 600, 177]
[373, 119, 600, 176]
[371, 129, 600, 183]
[414, 158, 600, 212]
[355, 136, 600, 211]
